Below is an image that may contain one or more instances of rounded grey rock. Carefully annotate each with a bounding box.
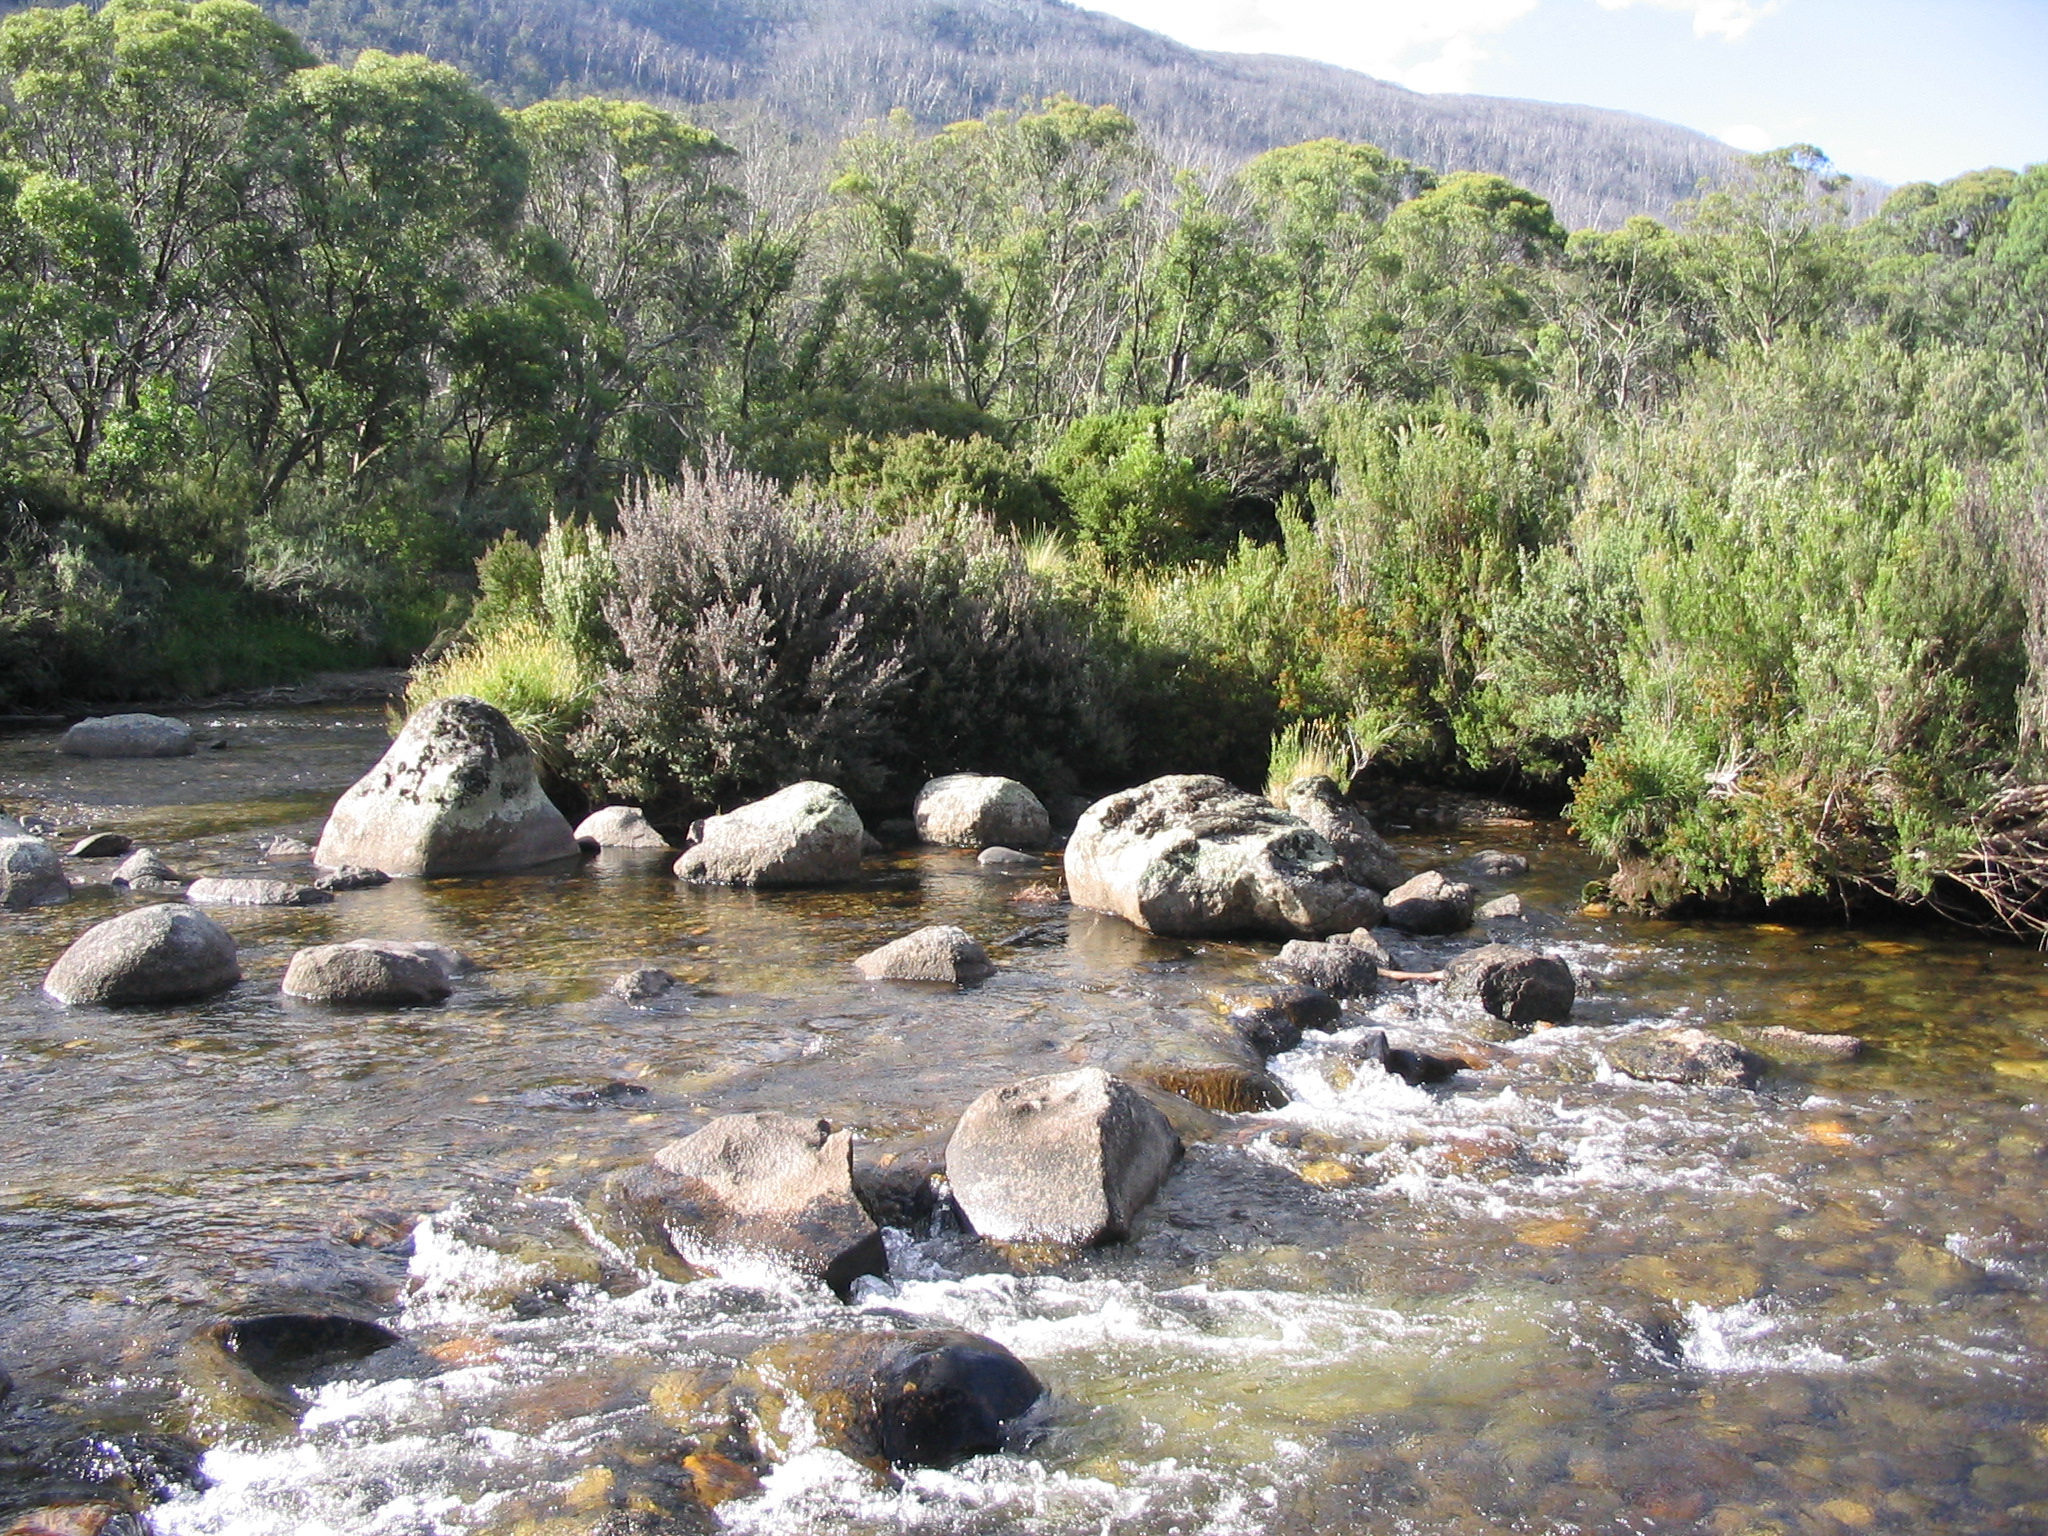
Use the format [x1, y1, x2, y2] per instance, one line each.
[1268, 938, 1379, 997]
[1443, 944, 1575, 1025]
[977, 846, 1042, 868]
[186, 877, 331, 908]
[1606, 1028, 1763, 1089]
[574, 805, 671, 849]
[856, 925, 994, 983]
[914, 774, 1051, 850]
[1282, 775, 1408, 893]
[675, 781, 865, 887]
[44, 903, 240, 1005]
[68, 832, 133, 859]
[0, 835, 70, 909]
[283, 942, 453, 1005]
[1383, 870, 1476, 935]
[58, 713, 193, 758]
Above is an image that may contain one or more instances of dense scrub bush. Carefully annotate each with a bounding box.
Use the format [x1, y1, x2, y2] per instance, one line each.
[819, 432, 1057, 531]
[1041, 410, 1234, 566]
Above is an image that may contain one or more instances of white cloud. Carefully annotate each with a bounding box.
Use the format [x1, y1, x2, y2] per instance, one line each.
[1594, 0, 1780, 42]
[1720, 123, 1774, 151]
[1081, 0, 1541, 92]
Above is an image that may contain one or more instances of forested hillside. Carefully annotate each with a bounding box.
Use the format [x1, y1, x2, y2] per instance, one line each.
[237, 0, 1750, 231]
[1, 0, 2044, 922]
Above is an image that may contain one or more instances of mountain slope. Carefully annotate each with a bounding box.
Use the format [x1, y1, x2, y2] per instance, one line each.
[269, 0, 1745, 227]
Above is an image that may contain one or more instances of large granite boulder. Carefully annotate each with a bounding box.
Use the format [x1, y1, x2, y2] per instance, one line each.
[0, 835, 69, 909]
[854, 925, 994, 983]
[605, 1113, 884, 1297]
[1382, 870, 1476, 935]
[43, 904, 239, 1005]
[913, 774, 1051, 850]
[946, 1067, 1181, 1245]
[186, 877, 330, 908]
[1443, 944, 1576, 1025]
[57, 713, 193, 758]
[282, 942, 454, 1006]
[674, 782, 864, 887]
[314, 695, 579, 877]
[573, 805, 671, 849]
[1282, 776, 1408, 894]
[1065, 775, 1380, 938]
[738, 1328, 1042, 1471]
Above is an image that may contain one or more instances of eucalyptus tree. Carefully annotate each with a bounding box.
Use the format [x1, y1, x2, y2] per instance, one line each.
[1678, 145, 1861, 355]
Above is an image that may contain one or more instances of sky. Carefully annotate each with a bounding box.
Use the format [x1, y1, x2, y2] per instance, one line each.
[1076, 0, 2048, 186]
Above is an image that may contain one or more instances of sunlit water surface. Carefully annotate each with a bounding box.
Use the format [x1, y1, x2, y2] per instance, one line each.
[3, 705, 2047, 1534]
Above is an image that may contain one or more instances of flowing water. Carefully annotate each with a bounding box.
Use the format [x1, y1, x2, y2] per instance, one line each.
[3, 704, 2048, 1534]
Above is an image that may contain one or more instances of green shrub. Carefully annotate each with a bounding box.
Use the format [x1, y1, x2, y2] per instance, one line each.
[819, 432, 1057, 531]
[1041, 410, 1234, 566]
[406, 619, 599, 777]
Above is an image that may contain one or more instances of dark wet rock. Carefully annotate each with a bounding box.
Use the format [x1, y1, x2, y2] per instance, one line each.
[259, 836, 314, 859]
[315, 695, 580, 877]
[1745, 1025, 1865, 1063]
[605, 1113, 884, 1297]
[977, 846, 1041, 868]
[516, 1080, 652, 1111]
[185, 876, 331, 907]
[181, 1313, 401, 1437]
[1045, 794, 1092, 833]
[1, 1504, 147, 1535]
[1066, 775, 1380, 939]
[574, 805, 671, 849]
[852, 1158, 943, 1231]
[860, 831, 886, 857]
[913, 774, 1051, 850]
[1282, 775, 1408, 894]
[1137, 1062, 1289, 1113]
[66, 833, 131, 860]
[612, 966, 675, 1001]
[947, 1067, 1181, 1245]
[108, 848, 178, 888]
[1268, 938, 1377, 998]
[1476, 893, 1525, 921]
[1384, 1046, 1465, 1086]
[674, 781, 864, 887]
[1221, 985, 1343, 1055]
[312, 865, 390, 892]
[874, 816, 918, 844]
[1443, 944, 1576, 1026]
[1382, 870, 1476, 935]
[282, 942, 453, 1006]
[1606, 1028, 1764, 1089]
[739, 1327, 1042, 1471]
[58, 713, 192, 758]
[1462, 849, 1529, 878]
[855, 925, 994, 983]
[43, 904, 239, 1005]
[0, 836, 69, 909]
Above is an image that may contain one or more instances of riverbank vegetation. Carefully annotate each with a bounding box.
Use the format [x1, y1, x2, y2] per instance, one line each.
[2, 0, 2045, 920]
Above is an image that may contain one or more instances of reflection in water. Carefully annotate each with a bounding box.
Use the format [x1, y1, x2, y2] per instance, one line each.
[2, 706, 2047, 1532]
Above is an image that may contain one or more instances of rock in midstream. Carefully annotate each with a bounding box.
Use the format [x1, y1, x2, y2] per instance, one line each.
[282, 942, 453, 1006]
[1118, 1009, 1292, 1112]
[1744, 1024, 1865, 1062]
[854, 925, 994, 983]
[1219, 984, 1343, 1055]
[42, 904, 240, 1006]
[1442, 943, 1576, 1026]
[0, 835, 69, 909]
[1282, 774, 1408, 894]
[673, 781, 865, 887]
[185, 877, 331, 908]
[734, 1327, 1043, 1471]
[1605, 1027, 1764, 1089]
[2, 1503, 148, 1535]
[612, 966, 675, 1001]
[314, 695, 580, 877]
[573, 804, 671, 849]
[66, 833, 131, 859]
[977, 845, 1042, 868]
[1268, 938, 1378, 997]
[109, 848, 179, 888]
[1460, 849, 1530, 878]
[1065, 775, 1381, 938]
[946, 1067, 1182, 1244]
[601, 1113, 885, 1297]
[57, 713, 192, 758]
[1476, 893, 1525, 921]
[180, 1313, 402, 1440]
[1382, 870, 1477, 935]
[912, 773, 1052, 850]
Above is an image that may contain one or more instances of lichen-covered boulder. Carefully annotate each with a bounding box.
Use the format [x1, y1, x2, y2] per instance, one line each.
[314, 696, 579, 877]
[282, 942, 453, 1006]
[605, 1113, 885, 1297]
[913, 774, 1051, 850]
[43, 904, 239, 1005]
[0, 835, 69, 909]
[946, 1067, 1181, 1245]
[674, 782, 864, 887]
[1282, 776, 1408, 894]
[855, 925, 994, 983]
[1382, 870, 1476, 935]
[573, 805, 671, 849]
[57, 713, 192, 758]
[1443, 944, 1576, 1026]
[1606, 1028, 1763, 1089]
[186, 877, 330, 908]
[1065, 775, 1380, 939]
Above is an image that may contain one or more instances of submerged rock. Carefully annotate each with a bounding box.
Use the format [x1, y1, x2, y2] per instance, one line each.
[282, 942, 453, 1006]
[977, 846, 1041, 868]
[612, 966, 676, 1001]
[1065, 775, 1380, 939]
[1382, 870, 1476, 935]
[1442, 944, 1576, 1026]
[1, 1504, 147, 1535]
[606, 1113, 885, 1297]
[1461, 849, 1529, 878]
[1606, 1028, 1764, 1089]
[1282, 775, 1408, 894]
[43, 904, 239, 1005]
[574, 805, 671, 849]
[181, 1313, 401, 1438]
[913, 774, 1051, 850]
[58, 713, 192, 758]
[946, 1067, 1181, 1245]
[186, 876, 330, 908]
[0, 835, 69, 909]
[314, 695, 580, 877]
[1268, 938, 1378, 998]
[1745, 1024, 1865, 1063]
[67, 833, 131, 860]
[674, 781, 864, 887]
[854, 925, 994, 983]
[740, 1327, 1042, 1471]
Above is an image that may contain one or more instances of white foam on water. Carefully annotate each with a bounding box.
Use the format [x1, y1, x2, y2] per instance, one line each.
[1678, 1299, 1855, 1374]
